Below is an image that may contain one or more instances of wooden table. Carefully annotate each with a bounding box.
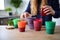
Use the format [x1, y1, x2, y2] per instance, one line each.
[0, 26, 60, 40]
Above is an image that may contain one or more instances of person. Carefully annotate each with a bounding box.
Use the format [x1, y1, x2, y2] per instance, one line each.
[20, 0, 60, 25]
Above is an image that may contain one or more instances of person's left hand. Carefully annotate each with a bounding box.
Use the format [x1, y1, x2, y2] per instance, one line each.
[42, 5, 55, 15]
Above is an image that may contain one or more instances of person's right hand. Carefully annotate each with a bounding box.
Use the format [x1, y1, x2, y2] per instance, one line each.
[20, 12, 31, 19]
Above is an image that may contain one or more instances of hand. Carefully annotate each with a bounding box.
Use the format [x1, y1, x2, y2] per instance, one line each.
[42, 5, 55, 15]
[20, 12, 31, 19]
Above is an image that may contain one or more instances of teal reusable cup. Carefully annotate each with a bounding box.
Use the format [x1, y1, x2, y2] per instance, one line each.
[45, 21, 56, 34]
[13, 18, 20, 28]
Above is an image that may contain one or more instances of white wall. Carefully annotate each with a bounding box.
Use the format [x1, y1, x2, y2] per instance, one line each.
[0, 0, 60, 26]
[0, 0, 29, 16]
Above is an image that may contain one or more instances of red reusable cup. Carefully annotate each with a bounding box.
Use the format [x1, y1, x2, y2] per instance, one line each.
[41, 8, 46, 16]
[34, 18, 42, 31]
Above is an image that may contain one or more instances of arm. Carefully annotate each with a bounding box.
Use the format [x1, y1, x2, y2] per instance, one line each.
[52, 0, 60, 18]
[25, 2, 31, 13]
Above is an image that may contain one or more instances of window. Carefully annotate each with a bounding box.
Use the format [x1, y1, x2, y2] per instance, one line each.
[0, 0, 4, 10]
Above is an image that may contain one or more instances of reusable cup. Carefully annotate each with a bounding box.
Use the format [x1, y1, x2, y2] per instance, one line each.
[13, 18, 20, 28]
[41, 7, 46, 16]
[45, 21, 56, 34]
[18, 20, 26, 32]
[34, 18, 42, 31]
[26, 17, 36, 29]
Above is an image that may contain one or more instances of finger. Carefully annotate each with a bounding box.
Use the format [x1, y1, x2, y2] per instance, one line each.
[26, 13, 30, 17]
[46, 13, 50, 15]
[44, 10, 50, 14]
[43, 8, 49, 11]
[23, 13, 28, 18]
[26, 13, 32, 17]
[46, 12, 52, 15]
[23, 15, 25, 18]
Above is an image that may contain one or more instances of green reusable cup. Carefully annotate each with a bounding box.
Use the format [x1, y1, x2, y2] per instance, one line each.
[13, 18, 20, 28]
[45, 21, 56, 34]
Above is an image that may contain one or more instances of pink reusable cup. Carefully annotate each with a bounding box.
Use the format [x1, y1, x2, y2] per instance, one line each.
[34, 18, 42, 31]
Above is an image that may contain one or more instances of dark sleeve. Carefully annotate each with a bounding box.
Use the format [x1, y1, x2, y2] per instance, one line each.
[25, 2, 31, 13]
[52, 0, 60, 18]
